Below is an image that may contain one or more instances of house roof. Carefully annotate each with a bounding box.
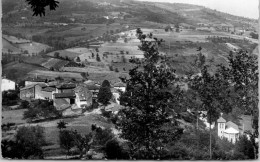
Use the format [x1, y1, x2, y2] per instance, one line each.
[56, 83, 76, 89]
[54, 93, 76, 98]
[20, 83, 47, 91]
[42, 87, 56, 92]
[26, 77, 46, 82]
[217, 117, 226, 123]
[86, 84, 100, 90]
[54, 99, 70, 111]
[74, 85, 92, 101]
[113, 82, 126, 87]
[224, 127, 239, 134]
[226, 121, 239, 131]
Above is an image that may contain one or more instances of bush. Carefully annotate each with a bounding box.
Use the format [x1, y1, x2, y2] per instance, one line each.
[23, 100, 61, 122]
[2, 126, 45, 159]
[105, 139, 129, 159]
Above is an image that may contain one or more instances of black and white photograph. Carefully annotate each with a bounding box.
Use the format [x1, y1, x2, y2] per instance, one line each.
[1, 0, 259, 160]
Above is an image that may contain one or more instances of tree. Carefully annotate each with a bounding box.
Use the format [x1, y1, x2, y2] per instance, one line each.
[109, 66, 114, 71]
[57, 120, 67, 131]
[233, 135, 255, 159]
[26, 0, 59, 16]
[249, 32, 258, 39]
[105, 139, 129, 159]
[189, 66, 233, 159]
[54, 52, 60, 58]
[115, 68, 119, 72]
[217, 50, 258, 158]
[23, 100, 61, 122]
[59, 130, 76, 158]
[124, 38, 128, 43]
[97, 80, 112, 106]
[116, 28, 184, 159]
[96, 54, 101, 62]
[2, 126, 45, 159]
[76, 56, 81, 62]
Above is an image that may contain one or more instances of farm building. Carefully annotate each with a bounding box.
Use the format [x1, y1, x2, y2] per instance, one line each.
[20, 83, 48, 100]
[1, 78, 16, 92]
[25, 78, 46, 86]
[74, 85, 93, 108]
[56, 83, 76, 93]
[113, 82, 126, 92]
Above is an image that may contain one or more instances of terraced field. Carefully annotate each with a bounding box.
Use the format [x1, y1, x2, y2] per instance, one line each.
[28, 70, 84, 81]
[41, 58, 70, 70]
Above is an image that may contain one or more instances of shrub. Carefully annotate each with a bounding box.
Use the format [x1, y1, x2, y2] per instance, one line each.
[2, 126, 45, 159]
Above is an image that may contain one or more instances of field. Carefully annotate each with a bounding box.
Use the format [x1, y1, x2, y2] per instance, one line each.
[2, 38, 21, 54]
[2, 108, 114, 158]
[41, 58, 69, 70]
[3, 62, 48, 81]
[2, 34, 51, 55]
[28, 70, 84, 80]
[3, 34, 31, 44]
[2, 109, 27, 125]
[17, 42, 51, 55]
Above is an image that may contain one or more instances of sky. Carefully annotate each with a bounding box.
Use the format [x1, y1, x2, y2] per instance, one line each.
[136, 0, 259, 19]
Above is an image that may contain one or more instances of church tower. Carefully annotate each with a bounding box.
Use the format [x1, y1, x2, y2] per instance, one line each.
[217, 113, 226, 138]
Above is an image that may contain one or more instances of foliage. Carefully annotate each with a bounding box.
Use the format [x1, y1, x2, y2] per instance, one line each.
[76, 57, 81, 62]
[233, 135, 255, 159]
[116, 28, 184, 159]
[54, 52, 60, 58]
[249, 32, 258, 39]
[59, 129, 92, 158]
[26, 0, 59, 16]
[104, 139, 129, 159]
[2, 126, 45, 159]
[57, 120, 67, 130]
[59, 130, 76, 157]
[23, 100, 61, 122]
[97, 80, 112, 106]
[2, 90, 20, 106]
[92, 126, 114, 147]
[217, 50, 258, 158]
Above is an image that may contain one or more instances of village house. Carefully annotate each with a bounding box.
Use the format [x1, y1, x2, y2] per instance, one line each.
[20, 83, 47, 100]
[74, 84, 93, 108]
[1, 77, 16, 92]
[113, 82, 126, 92]
[25, 78, 46, 86]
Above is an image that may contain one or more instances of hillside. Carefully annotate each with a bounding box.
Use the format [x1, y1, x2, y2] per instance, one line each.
[2, 0, 258, 81]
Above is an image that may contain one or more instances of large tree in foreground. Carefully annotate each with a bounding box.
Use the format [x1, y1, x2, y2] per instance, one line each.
[26, 0, 59, 16]
[116, 28, 184, 159]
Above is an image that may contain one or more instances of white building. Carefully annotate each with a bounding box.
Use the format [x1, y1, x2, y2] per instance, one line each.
[113, 82, 126, 92]
[217, 116, 240, 144]
[1, 78, 16, 92]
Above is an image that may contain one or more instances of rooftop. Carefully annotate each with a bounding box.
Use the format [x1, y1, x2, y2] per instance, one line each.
[54, 93, 76, 98]
[226, 121, 239, 131]
[217, 117, 226, 123]
[113, 82, 126, 87]
[56, 83, 76, 89]
[42, 87, 56, 92]
[224, 127, 239, 134]
[20, 83, 47, 91]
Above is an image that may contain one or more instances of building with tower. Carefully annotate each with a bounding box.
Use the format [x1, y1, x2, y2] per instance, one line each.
[217, 115, 240, 144]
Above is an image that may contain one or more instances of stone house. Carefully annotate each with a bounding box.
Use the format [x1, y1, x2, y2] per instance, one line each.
[20, 83, 47, 100]
[1, 78, 16, 92]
